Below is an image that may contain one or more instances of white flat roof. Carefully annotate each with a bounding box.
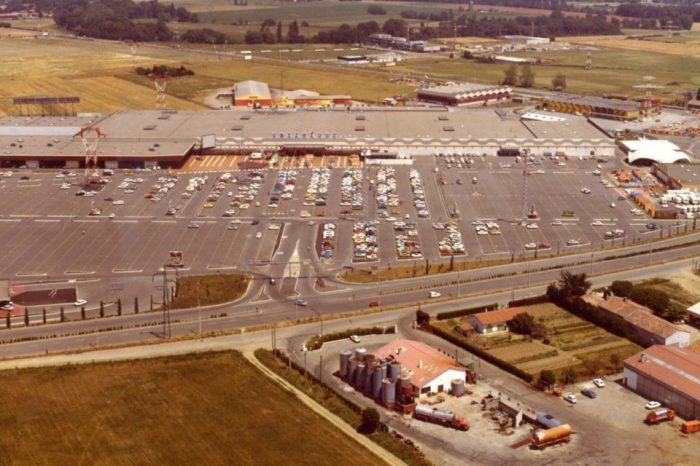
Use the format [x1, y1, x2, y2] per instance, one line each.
[622, 139, 690, 164]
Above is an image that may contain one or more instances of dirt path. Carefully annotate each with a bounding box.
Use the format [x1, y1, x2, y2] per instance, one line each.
[243, 351, 406, 466]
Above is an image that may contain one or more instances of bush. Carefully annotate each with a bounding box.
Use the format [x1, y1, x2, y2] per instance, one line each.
[436, 303, 498, 320]
[0, 22, 11, 28]
[416, 309, 430, 324]
[360, 408, 381, 434]
[610, 280, 634, 297]
[508, 295, 549, 307]
[367, 6, 387, 15]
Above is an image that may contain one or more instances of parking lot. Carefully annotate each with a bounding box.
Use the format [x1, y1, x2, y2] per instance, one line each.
[0, 153, 676, 280]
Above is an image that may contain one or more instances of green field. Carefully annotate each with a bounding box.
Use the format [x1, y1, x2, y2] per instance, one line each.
[435, 303, 642, 381]
[0, 351, 382, 465]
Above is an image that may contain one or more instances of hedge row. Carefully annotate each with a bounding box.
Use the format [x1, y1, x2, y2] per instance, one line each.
[435, 303, 498, 321]
[426, 323, 534, 383]
[507, 294, 549, 307]
[306, 326, 396, 351]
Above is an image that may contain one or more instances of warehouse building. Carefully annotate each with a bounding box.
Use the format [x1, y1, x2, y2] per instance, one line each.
[652, 163, 700, 189]
[623, 345, 700, 420]
[539, 95, 661, 121]
[0, 108, 615, 167]
[583, 294, 690, 348]
[417, 83, 511, 107]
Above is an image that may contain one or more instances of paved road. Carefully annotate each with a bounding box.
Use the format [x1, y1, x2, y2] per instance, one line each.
[0, 251, 695, 360]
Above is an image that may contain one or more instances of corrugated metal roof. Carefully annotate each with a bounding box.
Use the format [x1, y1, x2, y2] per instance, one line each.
[0, 126, 80, 137]
[373, 339, 462, 388]
[625, 345, 700, 402]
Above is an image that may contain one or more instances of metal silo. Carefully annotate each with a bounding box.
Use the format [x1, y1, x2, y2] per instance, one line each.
[451, 379, 465, 397]
[364, 363, 376, 394]
[355, 347, 367, 361]
[372, 365, 385, 399]
[388, 361, 401, 382]
[346, 358, 358, 383]
[339, 350, 352, 379]
[381, 378, 396, 406]
[355, 363, 366, 390]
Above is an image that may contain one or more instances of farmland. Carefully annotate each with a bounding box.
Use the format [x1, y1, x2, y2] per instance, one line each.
[0, 351, 382, 465]
[435, 303, 642, 380]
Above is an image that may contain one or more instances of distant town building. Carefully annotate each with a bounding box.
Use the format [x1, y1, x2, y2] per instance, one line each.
[502, 35, 551, 45]
[417, 83, 511, 107]
[623, 345, 700, 420]
[367, 33, 440, 53]
[583, 294, 690, 347]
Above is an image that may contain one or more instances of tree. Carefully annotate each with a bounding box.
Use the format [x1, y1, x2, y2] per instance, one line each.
[276, 21, 282, 43]
[382, 18, 407, 37]
[5, 312, 9, 329]
[24, 308, 29, 327]
[609, 353, 622, 371]
[509, 312, 536, 335]
[462, 50, 474, 59]
[538, 370, 556, 389]
[360, 407, 381, 434]
[559, 366, 577, 385]
[367, 6, 387, 15]
[134, 297, 139, 314]
[518, 64, 535, 88]
[117, 298, 122, 316]
[551, 72, 566, 90]
[99, 300, 105, 318]
[558, 271, 591, 298]
[42, 308, 47, 324]
[502, 65, 517, 85]
[81, 306, 86, 320]
[60, 306, 65, 323]
[610, 280, 634, 298]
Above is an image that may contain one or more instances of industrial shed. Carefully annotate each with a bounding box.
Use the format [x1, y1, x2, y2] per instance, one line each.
[623, 345, 700, 420]
[417, 83, 511, 107]
[233, 80, 273, 107]
[583, 294, 690, 347]
[372, 339, 467, 396]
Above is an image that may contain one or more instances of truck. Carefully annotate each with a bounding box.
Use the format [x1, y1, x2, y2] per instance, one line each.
[531, 424, 572, 450]
[681, 420, 700, 434]
[413, 405, 469, 431]
[645, 408, 675, 425]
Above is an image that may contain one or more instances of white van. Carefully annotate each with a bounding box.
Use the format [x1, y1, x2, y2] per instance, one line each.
[250, 152, 263, 160]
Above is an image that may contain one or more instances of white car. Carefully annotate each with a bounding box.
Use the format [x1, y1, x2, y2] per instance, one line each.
[609, 202, 616, 208]
[593, 378, 605, 388]
[428, 291, 441, 298]
[580, 188, 592, 194]
[74, 299, 87, 307]
[551, 220, 563, 226]
[349, 335, 361, 343]
[255, 232, 263, 239]
[525, 223, 539, 229]
[0, 302, 13, 311]
[524, 242, 537, 250]
[645, 401, 661, 410]
[564, 394, 578, 404]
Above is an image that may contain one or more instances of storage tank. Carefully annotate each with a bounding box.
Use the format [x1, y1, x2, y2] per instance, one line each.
[355, 363, 366, 390]
[372, 365, 385, 399]
[388, 362, 402, 382]
[532, 424, 572, 448]
[535, 412, 561, 429]
[339, 350, 352, 379]
[346, 358, 358, 382]
[382, 378, 396, 406]
[363, 363, 376, 394]
[355, 347, 367, 361]
[451, 379, 465, 397]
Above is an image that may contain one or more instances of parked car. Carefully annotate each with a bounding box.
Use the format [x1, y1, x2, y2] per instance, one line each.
[74, 299, 87, 307]
[187, 223, 200, 229]
[581, 389, 597, 399]
[593, 378, 605, 388]
[645, 401, 661, 410]
[349, 335, 361, 343]
[428, 291, 441, 298]
[564, 394, 578, 404]
[295, 299, 308, 307]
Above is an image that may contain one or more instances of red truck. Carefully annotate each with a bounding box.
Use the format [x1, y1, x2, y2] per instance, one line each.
[645, 408, 675, 425]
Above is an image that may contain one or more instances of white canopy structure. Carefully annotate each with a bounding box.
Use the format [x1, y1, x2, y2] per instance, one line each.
[621, 139, 690, 165]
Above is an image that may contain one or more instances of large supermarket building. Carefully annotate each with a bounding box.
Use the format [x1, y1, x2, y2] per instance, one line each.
[0, 108, 615, 168]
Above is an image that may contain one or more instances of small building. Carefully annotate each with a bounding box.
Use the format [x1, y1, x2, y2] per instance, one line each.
[688, 99, 700, 111]
[583, 294, 691, 347]
[468, 307, 526, 334]
[503, 35, 550, 46]
[276, 89, 352, 108]
[623, 345, 700, 420]
[233, 80, 273, 108]
[688, 302, 700, 328]
[373, 339, 467, 396]
[337, 55, 369, 65]
[417, 83, 511, 107]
